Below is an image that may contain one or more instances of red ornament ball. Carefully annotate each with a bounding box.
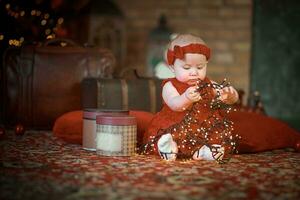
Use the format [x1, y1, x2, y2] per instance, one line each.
[15, 124, 25, 136]
[0, 127, 5, 139]
[294, 141, 300, 152]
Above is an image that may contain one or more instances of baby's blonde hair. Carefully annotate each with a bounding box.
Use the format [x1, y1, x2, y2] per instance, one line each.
[165, 34, 207, 64]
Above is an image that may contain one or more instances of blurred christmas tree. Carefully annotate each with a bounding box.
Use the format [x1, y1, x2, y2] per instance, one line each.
[0, 0, 67, 47]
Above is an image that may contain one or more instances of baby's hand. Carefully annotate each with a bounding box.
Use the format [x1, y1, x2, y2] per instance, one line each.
[219, 86, 239, 104]
[185, 86, 201, 102]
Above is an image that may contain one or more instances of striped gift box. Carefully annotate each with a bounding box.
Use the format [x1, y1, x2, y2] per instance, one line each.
[96, 115, 137, 156]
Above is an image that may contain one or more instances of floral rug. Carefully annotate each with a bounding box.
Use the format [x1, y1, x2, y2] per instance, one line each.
[1, 131, 300, 200]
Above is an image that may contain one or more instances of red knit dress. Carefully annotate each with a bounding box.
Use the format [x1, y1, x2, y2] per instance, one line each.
[143, 77, 220, 156]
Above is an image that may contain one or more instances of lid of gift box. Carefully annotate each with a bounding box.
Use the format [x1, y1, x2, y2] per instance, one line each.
[83, 109, 129, 120]
[96, 115, 136, 126]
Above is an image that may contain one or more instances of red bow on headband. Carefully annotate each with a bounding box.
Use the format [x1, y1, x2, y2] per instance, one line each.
[167, 43, 211, 65]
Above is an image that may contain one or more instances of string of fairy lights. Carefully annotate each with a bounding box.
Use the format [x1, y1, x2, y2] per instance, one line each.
[143, 79, 241, 164]
[0, 2, 65, 47]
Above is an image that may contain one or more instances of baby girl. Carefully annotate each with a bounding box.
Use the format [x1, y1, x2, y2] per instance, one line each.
[143, 34, 239, 161]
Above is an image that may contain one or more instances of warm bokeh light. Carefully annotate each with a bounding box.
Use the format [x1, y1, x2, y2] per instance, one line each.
[46, 34, 56, 40]
[45, 29, 51, 35]
[8, 39, 22, 47]
[44, 13, 50, 19]
[31, 10, 36, 16]
[20, 10, 25, 16]
[57, 17, 64, 25]
[41, 19, 47, 26]
[2, 2, 65, 46]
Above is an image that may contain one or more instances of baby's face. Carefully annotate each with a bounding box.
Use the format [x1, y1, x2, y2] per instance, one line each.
[172, 53, 207, 85]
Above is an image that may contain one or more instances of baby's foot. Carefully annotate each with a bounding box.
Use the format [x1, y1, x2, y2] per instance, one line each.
[210, 144, 225, 161]
[193, 144, 224, 161]
[157, 133, 178, 161]
[193, 145, 214, 160]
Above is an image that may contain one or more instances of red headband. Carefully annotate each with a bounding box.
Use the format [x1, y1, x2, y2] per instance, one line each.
[167, 43, 211, 65]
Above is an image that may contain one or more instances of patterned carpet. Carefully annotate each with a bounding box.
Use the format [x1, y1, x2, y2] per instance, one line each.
[1, 131, 300, 200]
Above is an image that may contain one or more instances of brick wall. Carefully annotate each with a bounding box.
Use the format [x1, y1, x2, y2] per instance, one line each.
[114, 0, 252, 101]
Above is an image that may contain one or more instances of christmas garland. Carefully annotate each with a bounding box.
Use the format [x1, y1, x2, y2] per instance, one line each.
[143, 79, 241, 164]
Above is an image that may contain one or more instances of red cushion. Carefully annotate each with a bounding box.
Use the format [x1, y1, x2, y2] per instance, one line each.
[53, 110, 83, 144]
[53, 110, 300, 153]
[129, 110, 154, 147]
[52, 110, 154, 146]
[228, 111, 300, 153]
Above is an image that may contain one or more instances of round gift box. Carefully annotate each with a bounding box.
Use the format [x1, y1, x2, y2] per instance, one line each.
[96, 115, 137, 156]
[82, 109, 129, 151]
